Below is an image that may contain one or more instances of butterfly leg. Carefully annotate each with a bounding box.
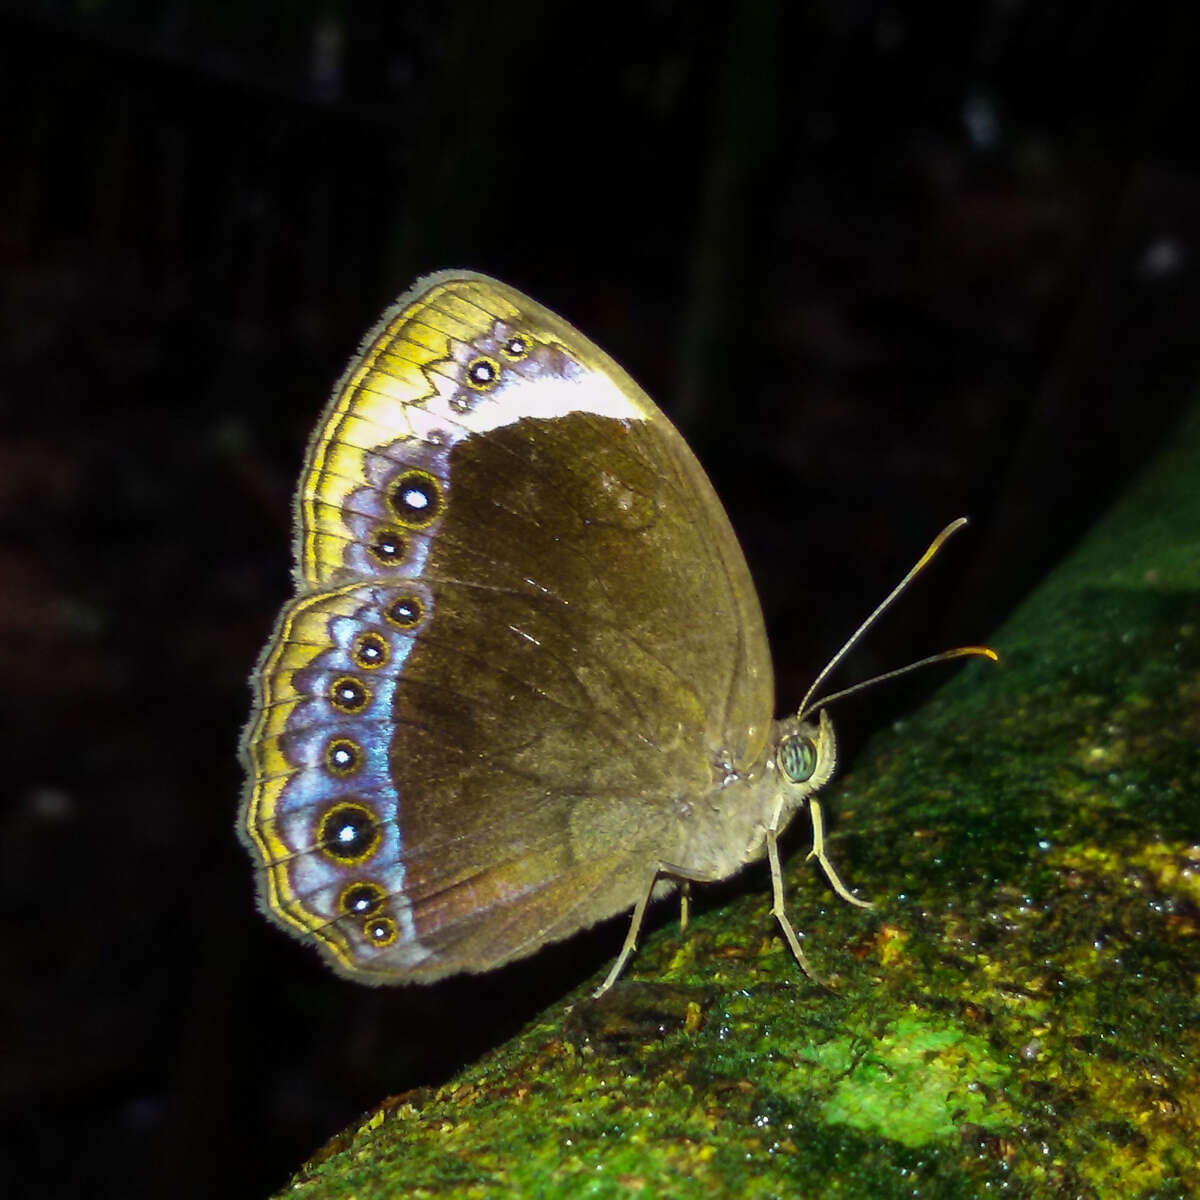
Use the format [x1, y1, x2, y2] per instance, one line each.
[594, 868, 661, 997]
[805, 798, 873, 909]
[594, 865, 724, 997]
[765, 827, 824, 985]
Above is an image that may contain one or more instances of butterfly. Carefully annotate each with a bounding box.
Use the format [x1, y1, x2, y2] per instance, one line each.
[238, 271, 993, 995]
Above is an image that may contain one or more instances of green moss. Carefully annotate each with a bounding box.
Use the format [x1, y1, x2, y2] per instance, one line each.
[278, 403, 1200, 1198]
[795, 1015, 1015, 1147]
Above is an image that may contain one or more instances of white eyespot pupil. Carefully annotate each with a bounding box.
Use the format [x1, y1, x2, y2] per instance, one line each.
[403, 488, 428, 511]
[336, 824, 356, 844]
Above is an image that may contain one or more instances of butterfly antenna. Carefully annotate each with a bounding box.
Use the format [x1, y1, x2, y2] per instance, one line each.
[796, 518, 996, 722]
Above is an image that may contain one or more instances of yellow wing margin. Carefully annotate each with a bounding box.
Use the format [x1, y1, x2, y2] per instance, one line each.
[239, 581, 368, 957]
[296, 272, 528, 585]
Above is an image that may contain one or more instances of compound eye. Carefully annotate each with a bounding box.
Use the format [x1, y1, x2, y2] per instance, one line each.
[778, 733, 817, 783]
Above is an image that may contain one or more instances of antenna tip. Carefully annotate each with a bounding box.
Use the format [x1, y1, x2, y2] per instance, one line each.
[957, 645, 999, 663]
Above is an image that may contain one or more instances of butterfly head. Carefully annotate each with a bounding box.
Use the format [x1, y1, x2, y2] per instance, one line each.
[770, 707, 838, 818]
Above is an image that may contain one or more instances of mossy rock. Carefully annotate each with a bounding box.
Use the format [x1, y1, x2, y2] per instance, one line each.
[279, 405, 1200, 1198]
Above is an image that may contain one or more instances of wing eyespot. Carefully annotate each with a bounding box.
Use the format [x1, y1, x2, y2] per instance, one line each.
[387, 468, 443, 529]
[351, 632, 391, 670]
[329, 676, 370, 714]
[317, 802, 381, 865]
[465, 356, 501, 391]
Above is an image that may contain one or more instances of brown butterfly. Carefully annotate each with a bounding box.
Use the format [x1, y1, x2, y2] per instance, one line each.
[239, 272, 994, 995]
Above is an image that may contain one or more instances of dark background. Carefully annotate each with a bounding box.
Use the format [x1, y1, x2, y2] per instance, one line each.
[2, 2, 1198, 1196]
